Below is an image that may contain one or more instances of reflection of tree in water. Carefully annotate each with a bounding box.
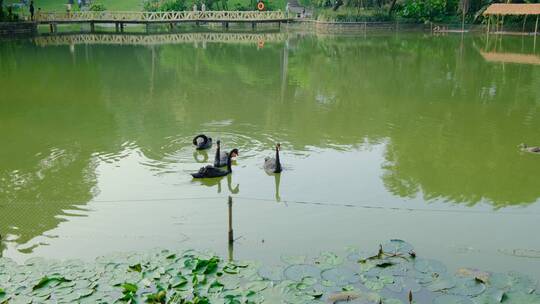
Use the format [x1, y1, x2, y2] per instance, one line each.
[288, 35, 540, 207]
[0, 42, 123, 252]
[1, 34, 540, 254]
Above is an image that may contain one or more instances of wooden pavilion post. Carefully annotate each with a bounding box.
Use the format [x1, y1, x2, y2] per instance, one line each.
[535, 15, 539, 36]
[535, 16, 539, 51]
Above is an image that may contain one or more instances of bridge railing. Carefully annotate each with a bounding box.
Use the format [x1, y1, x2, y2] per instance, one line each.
[36, 11, 287, 22]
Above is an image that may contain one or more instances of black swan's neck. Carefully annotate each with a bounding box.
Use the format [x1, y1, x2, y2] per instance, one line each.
[275, 147, 282, 173]
[226, 153, 233, 173]
[214, 143, 221, 166]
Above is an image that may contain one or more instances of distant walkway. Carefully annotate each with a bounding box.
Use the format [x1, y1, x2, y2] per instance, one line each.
[36, 11, 291, 32]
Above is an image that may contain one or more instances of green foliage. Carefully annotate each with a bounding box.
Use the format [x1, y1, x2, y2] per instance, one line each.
[32, 276, 71, 290]
[146, 288, 167, 303]
[397, 0, 446, 22]
[0, 4, 20, 22]
[89, 2, 106, 11]
[316, 7, 392, 22]
[232, 2, 250, 10]
[119, 282, 138, 302]
[1, 243, 540, 303]
[143, 0, 187, 11]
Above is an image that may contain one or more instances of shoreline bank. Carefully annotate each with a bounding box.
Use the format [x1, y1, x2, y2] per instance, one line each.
[3, 21, 540, 38]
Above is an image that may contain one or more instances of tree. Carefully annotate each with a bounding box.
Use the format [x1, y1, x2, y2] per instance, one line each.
[459, 0, 469, 29]
[388, 0, 397, 15]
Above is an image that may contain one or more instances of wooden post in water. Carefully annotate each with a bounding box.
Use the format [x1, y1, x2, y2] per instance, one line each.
[115, 22, 119, 32]
[228, 196, 234, 245]
[535, 16, 538, 51]
[120, 23, 124, 32]
[90, 22, 95, 33]
[228, 240, 234, 261]
[252, 22, 256, 30]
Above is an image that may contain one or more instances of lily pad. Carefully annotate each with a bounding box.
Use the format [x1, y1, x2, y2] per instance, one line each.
[502, 290, 540, 303]
[362, 275, 394, 291]
[382, 240, 414, 256]
[455, 268, 490, 284]
[246, 280, 270, 293]
[281, 255, 308, 265]
[449, 278, 485, 297]
[284, 265, 321, 282]
[33, 276, 71, 290]
[426, 274, 457, 292]
[433, 295, 474, 304]
[472, 289, 506, 304]
[315, 252, 343, 269]
[386, 276, 421, 293]
[415, 258, 447, 275]
[258, 265, 283, 281]
[321, 267, 360, 286]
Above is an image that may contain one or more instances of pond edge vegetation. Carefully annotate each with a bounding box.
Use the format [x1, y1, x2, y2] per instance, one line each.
[1, 240, 539, 303]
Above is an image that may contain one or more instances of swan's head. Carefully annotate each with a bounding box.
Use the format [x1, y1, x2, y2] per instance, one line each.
[230, 149, 239, 158]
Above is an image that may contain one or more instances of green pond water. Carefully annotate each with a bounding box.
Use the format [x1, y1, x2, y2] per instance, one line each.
[1, 31, 539, 282]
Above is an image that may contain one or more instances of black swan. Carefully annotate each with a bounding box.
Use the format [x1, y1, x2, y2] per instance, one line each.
[520, 143, 540, 154]
[193, 134, 212, 150]
[264, 143, 282, 174]
[191, 151, 233, 178]
[214, 140, 239, 167]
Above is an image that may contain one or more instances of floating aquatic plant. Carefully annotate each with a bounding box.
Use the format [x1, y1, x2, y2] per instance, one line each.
[0, 241, 539, 303]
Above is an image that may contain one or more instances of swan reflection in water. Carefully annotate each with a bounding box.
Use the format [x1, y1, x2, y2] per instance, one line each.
[193, 150, 209, 163]
[273, 173, 281, 202]
[191, 171, 239, 194]
[264, 143, 282, 202]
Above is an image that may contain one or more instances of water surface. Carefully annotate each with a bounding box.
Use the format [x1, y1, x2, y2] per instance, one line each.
[1, 31, 540, 280]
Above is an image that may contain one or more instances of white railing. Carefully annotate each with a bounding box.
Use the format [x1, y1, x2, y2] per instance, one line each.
[36, 11, 287, 22]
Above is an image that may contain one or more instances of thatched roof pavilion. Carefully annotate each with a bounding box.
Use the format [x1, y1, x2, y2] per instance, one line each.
[483, 3, 540, 35]
[483, 3, 540, 16]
